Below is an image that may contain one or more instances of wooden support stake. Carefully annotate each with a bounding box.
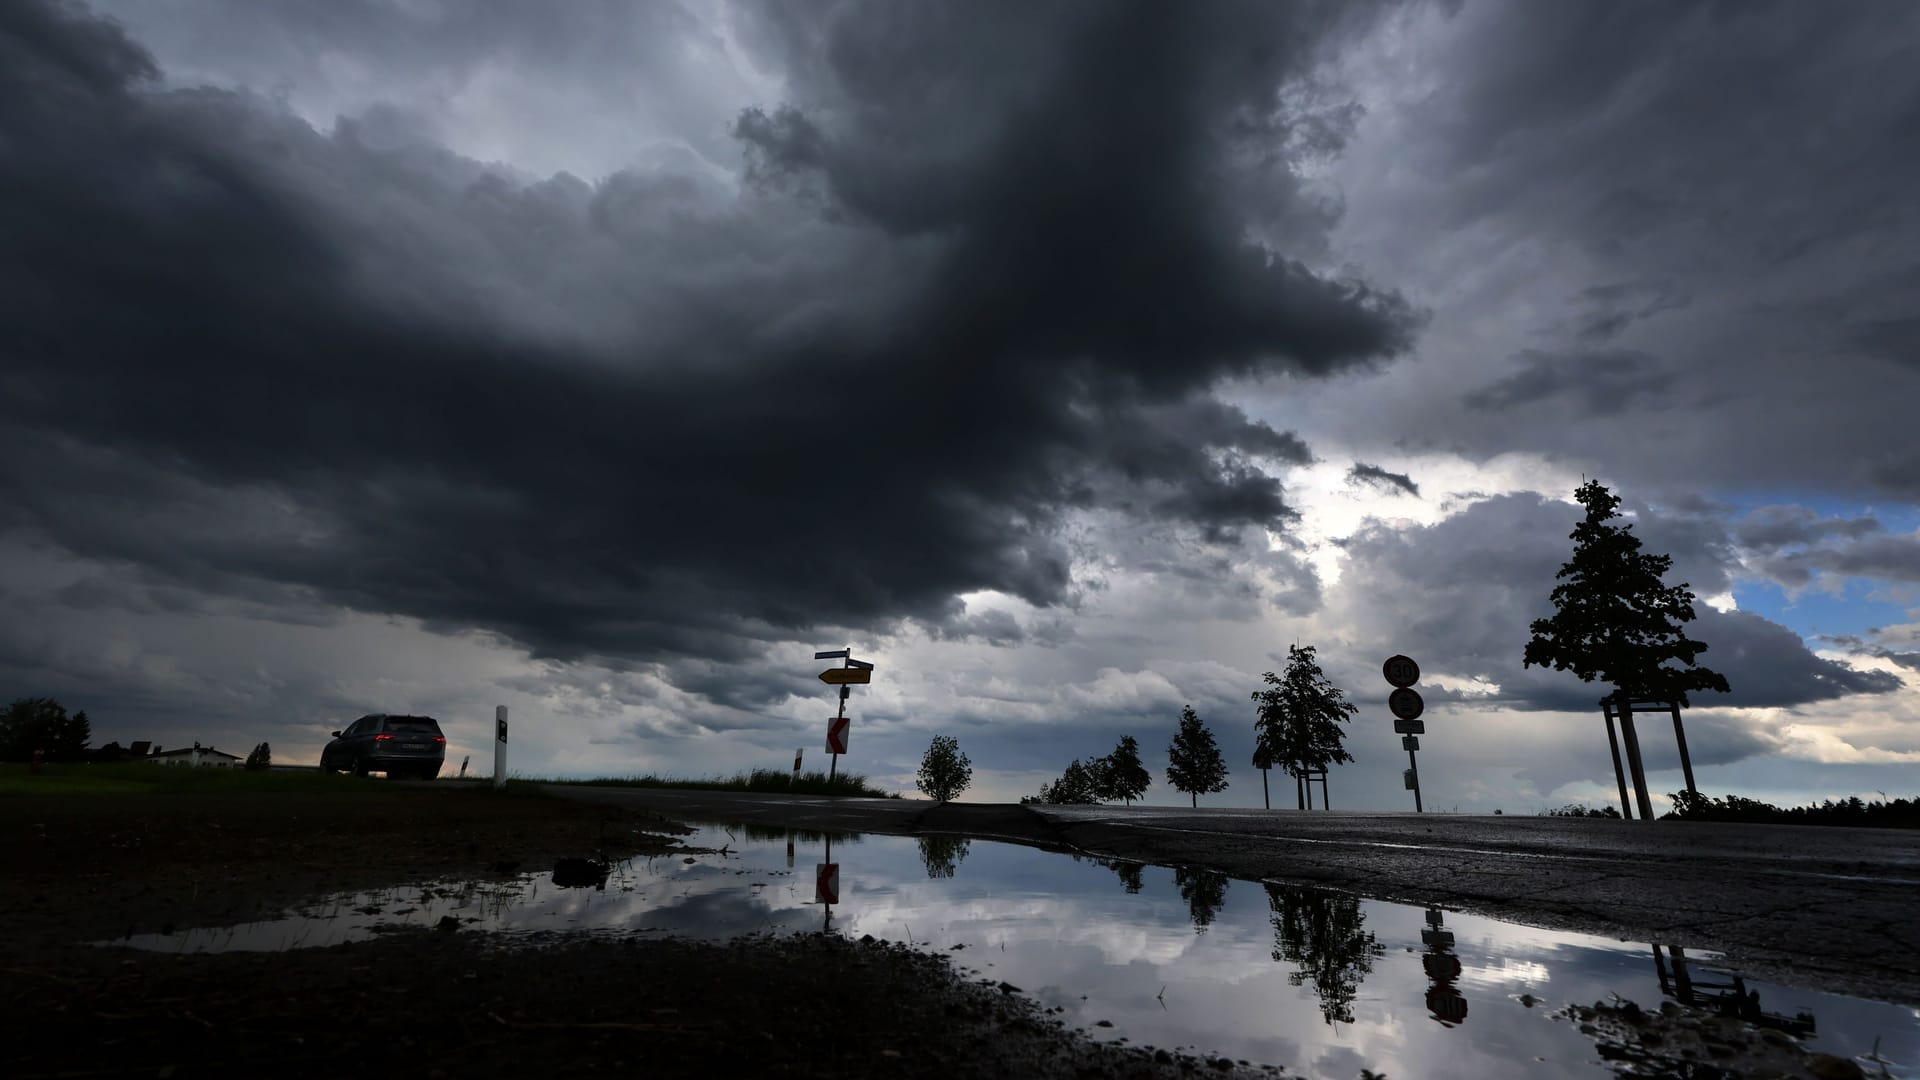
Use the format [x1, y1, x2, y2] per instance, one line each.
[1618, 709, 1655, 821]
[1669, 701, 1697, 796]
[1604, 704, 1633, 819]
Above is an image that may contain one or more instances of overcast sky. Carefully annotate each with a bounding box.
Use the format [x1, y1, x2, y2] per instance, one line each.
[5, 0, 1917, 811]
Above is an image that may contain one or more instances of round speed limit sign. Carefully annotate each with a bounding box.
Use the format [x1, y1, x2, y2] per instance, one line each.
[1383, 654, 1420, 688]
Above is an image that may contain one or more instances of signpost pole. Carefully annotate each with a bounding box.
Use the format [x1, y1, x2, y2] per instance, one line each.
[1408, 746, 1423, 813]
[830, 671, 845, 784]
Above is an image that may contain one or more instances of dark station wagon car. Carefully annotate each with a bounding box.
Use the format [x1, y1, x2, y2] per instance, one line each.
[320, 714, 446, 779]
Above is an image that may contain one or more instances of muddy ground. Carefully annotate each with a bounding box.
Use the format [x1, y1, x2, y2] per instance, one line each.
[3, 783, 1273, 1079]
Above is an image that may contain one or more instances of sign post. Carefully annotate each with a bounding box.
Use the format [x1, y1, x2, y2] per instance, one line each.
[815, 648, 875, 784]
[1383, 657, 1424, 812]
[493, 705, 508, 790]
[793, 747, 803, 780]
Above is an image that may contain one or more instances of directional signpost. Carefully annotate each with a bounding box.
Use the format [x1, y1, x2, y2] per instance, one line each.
[1383, 655, 1426, 812]
[814, 648, 875, 782]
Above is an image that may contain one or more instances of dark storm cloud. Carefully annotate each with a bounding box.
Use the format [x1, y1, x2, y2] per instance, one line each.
[1566, 280, 1691, 345]
[1327, 494, 1901, 712]
[89, 0, 745, 178]
[1462, 349, 1676, 416]
[1734, 505, 1883, 554]
[0, 3, 1416, 665]
[1731, 505, 1920, 590]
[1345, 462, 1418, 498]
[1342, 0, 1920, 502]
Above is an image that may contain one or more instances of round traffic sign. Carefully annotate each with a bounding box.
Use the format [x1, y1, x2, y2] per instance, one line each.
[1388, 687, 1425, 721]
[1383, 654, 1419, 687]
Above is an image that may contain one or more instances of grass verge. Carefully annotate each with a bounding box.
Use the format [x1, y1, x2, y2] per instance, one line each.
[0, 762, 373, 797]
[541, 767, 898, 799]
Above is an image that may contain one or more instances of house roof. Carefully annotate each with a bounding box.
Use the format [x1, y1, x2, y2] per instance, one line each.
[150, 746, 241, 760]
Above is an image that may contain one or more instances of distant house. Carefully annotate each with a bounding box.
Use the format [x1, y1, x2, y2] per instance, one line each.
[147, 745, 241, 768]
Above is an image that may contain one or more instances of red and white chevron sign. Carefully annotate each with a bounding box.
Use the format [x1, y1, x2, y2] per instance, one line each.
[815, 862, 839, 905]
[826, 716, 850, 755]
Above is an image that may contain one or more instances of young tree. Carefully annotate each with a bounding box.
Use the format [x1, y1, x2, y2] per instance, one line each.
[1524, 481, 1730, 817]
[1253, 645, 1358, 809]
[1094, 735, 1152, 805]
[1165, 705, 1229, 807]
[916, 734, 973, 803]
[245, 741, 273, 771]
[1251, 729, 1279, 810]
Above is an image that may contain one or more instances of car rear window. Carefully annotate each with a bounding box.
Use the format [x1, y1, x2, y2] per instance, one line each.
[382, 716, 442, 734]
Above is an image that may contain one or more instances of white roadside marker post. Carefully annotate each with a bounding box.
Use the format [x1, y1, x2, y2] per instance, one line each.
[493, 705, 509, 790]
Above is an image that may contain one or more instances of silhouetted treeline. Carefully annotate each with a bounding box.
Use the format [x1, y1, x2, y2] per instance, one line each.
[1664, 790, 1920, 828]
[1544, 803, 1622, 819]
[0, 698, 91, 761]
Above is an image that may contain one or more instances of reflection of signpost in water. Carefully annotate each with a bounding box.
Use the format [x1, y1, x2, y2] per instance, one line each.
[815, 834, 841, 933]
[815, 649, 875, 783]
[1383, 657, 1425, 812]
[1422, 907, 1467, 1025]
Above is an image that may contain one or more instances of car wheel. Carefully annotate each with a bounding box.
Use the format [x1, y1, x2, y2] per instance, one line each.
[351, 755, 369, 778]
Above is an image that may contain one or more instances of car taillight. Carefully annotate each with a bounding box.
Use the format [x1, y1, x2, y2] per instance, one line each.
[374, 734, 395, 741]
[434, 736, 446, 743]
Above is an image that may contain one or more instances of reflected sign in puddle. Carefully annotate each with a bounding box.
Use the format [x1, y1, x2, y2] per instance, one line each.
[111, 824, 1918, 1078]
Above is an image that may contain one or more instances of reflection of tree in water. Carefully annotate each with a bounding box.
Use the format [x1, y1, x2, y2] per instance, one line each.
[1174, 867, 1229, 932]
[1265, 883, 1385, 1025]
[916, 834, 971, 879]
[1107, 860, 1145, 894]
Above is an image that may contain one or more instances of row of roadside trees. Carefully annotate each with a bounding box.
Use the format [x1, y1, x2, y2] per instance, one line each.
[1017, 645, 1361, 808]
[940, 479, 1742, 815]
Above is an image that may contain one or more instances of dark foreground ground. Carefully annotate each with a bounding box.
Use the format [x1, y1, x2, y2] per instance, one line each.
[3, 781, 1270, 1079]
[6, 777, 1904, 1078]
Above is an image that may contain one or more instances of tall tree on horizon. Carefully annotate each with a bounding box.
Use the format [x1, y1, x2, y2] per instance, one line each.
[1166, 705, 1229, 808]
[1524, 481, 1730, 818]
[1253, 645, 1357, 810]
[1524, 481, 1730, 703]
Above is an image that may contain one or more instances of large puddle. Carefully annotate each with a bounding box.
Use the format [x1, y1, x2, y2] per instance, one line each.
[110, 823, 1918, 1077]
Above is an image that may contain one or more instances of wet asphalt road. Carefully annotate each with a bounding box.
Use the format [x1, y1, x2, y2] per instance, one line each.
[545, 786, 1920, 1006]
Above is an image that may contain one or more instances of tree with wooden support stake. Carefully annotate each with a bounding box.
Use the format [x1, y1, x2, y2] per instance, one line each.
[1252, 645, 1357, 810]
[1523, 481, 1730, 821]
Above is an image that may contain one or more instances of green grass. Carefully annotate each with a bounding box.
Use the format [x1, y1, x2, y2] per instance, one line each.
[0, 762, 387, 798]
[543, 767, 898, 800]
